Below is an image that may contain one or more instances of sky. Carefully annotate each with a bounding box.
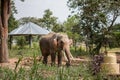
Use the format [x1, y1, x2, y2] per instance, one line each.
[14, 0, 71, 22]
[14, 0, 120, 23]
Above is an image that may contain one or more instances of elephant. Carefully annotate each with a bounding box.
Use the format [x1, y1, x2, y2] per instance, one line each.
[39, 32, 73, 66]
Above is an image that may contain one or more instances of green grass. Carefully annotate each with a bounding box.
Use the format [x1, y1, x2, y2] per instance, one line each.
[0, 60, 93, 80]
[108, 48, 120, 52]
[9, 47, 41, 58]
[5, 45, 120, 80]
[1, 58, 119, 80]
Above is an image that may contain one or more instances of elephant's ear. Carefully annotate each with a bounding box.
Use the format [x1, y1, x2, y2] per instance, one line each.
[53, 38, 57, 46]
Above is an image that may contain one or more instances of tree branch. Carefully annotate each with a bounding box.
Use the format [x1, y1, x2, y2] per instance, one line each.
[108, 12, 118, 32]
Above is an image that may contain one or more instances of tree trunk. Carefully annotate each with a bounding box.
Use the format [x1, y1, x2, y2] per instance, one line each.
[0, 0, 10, 63]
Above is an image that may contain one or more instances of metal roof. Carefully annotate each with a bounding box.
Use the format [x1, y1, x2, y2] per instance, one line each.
[9, 22, 50, 36]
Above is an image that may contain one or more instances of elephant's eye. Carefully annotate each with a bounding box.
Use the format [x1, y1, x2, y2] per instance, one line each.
[60, 40, 63, 43]
[60, 40, 64, 45]
[58, 40, 64, 47]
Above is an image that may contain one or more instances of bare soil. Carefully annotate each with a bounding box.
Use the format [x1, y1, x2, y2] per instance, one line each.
[0, 56, 90, 70]
[1, 53, 120, 70]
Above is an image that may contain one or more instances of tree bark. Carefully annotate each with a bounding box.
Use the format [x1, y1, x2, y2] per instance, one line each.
[0, 0, 10, 63]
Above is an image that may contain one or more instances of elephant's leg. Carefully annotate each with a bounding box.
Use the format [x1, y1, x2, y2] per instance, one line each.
[42, 55, 48, 65]
[58, 51, 62, 67]
[51, 53, 56, 66]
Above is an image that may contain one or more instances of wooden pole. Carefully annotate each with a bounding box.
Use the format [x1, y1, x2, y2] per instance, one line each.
[29, 35, 32, 48]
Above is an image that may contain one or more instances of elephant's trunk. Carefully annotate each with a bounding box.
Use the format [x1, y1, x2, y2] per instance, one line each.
[65, 47, 71, 66]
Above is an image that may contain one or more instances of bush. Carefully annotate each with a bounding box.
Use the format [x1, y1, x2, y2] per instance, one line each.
[70, 46, 88, 57]
[16, 36, 27, 49]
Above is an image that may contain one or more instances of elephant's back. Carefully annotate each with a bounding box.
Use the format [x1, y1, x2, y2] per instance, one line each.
[39, 32, 56, 47]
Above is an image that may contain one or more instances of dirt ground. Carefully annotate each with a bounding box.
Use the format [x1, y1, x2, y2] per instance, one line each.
[0, 56, 90, 70]
[1, 53, 120, 70]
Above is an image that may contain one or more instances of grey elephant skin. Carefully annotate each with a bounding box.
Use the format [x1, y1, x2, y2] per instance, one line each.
[39, 32, 72, 66]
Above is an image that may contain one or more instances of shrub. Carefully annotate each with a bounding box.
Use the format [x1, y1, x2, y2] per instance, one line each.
[16, 36, 27, 49]
[70, 46, 88, 57]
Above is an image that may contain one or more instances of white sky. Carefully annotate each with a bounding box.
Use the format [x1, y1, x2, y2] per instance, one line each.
[14, 0, 120, 23]
[14, 0, 71, 22]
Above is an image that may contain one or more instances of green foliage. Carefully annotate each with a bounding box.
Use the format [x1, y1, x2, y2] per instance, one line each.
[67, 0, 120, 55]
[63, 15, 80, 35]
[63, 15, 83, 52]
[0, 67, 14, 80]
[40, 9, 58, 31]
[56, 63, 93, 80]
[16, 36, 27, 49]
[70, 46, 88, 56]
[8, 14, 18, 32]
[18, 17, 39, 25]
[11, 0, 18, 14]
[14, 56, 23, 71]
[5, 48, 120, 80]
[9, 48, 40, 58]
[1, 59, 118, 80]
[108, 23, 120, 48]
[52, 23, 64, 32]
[0, 60, 93, 80]
[18, 9, 61, 32]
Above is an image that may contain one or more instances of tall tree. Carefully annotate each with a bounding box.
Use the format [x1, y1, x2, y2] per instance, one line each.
[0, 0, 11, 62]
[67, 0, 120, 54]
[18, 17, 39, 25]
[110, 24, 120, 47]
[0, 0, 23, 62]
[63, 15, 82, 50]
[39, 9, 58, 31]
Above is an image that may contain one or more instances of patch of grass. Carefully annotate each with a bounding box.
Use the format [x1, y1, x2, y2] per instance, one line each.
[70, 46, 89, 57]
[0, 61, 92, 80]
[1, 56, 120, 80]
[108, 48, 120, 52]
[7, 45, 120, 80]
[9, 48, 41, 58]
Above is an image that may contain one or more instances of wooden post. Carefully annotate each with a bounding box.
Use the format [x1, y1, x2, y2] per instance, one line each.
[29, 35, 32, 48]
